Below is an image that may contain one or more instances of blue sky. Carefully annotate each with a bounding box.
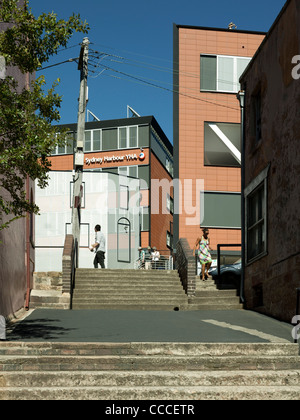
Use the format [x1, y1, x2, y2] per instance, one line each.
[30, 0, 286, 142]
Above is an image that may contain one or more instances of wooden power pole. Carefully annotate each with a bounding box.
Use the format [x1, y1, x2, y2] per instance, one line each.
[72, 37, 89, 259]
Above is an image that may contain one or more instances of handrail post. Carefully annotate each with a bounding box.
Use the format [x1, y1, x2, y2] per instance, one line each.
[294, 288, 300, 344]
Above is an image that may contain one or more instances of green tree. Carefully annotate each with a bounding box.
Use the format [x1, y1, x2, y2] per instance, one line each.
[0, 0, 89, 230]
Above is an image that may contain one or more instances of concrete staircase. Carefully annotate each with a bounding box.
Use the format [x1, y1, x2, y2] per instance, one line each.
[72, 269, 189, 311]
[0, 342, 299, 400]
[30, 272, 70, 310]
[188, 277, 243, 310]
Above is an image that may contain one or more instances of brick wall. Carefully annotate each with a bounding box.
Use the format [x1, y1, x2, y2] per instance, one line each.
[150, 152, 173, 251]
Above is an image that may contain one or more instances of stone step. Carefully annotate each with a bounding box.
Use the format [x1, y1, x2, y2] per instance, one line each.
[0, 342, 297, 357]
[1, 385, 300, 400]
[186, 303, 243, 310]
[29, 291, 70, 310]
[188, 296, 241, 304]
[1, 354, 300, 372]
[72, 303, 186, 310]
[76, 270, 178, 278]
[72, 296, 188, 303]
[74, 281, 184, 288]
[195, 290, 238, 297]
[75, 278, 181, 284]
[2, 370, 300, 388]
[73, 289, 186, 297]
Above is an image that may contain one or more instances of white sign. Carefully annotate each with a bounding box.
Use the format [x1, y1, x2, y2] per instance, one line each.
[86, 152, 144, 166]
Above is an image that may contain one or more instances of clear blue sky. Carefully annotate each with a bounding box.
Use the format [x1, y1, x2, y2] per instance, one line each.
[30, 0, 286, 143]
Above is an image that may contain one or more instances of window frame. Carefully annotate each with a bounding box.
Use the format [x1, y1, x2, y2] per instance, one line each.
[200, 54, 252, 94]
[118, 125, 138, 149]
[244, 165, 270, 264]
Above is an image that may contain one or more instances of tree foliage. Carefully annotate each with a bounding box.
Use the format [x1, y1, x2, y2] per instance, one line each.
[0, 0, 89, 230]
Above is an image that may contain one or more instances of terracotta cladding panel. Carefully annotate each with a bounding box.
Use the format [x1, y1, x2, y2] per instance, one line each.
[49, 155, 73, 171]
[141, 231, 149, 248]
[150, 153, 173, 251]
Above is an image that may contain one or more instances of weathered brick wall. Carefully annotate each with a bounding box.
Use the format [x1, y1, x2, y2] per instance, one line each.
[241, 0, 300, 322]
[176, 238, 196, 297]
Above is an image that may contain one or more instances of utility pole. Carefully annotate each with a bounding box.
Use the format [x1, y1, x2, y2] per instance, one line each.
[72, 37, 89, 259]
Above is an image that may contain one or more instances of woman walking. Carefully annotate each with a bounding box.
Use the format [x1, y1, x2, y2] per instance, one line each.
[193, 228, 213, 281]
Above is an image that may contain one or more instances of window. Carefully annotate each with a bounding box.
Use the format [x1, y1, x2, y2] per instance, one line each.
[118, 166, 138, 178]
[245, 165, 269, 263]
[204, 122, 241, 167]
[166, 194, 174, 214]
[118, 126, 138, 149]
[201, 192, 241, 228]
[93, 130, 101, 150]
[200, 55, 251, 93]
[247, 185, 265, 261]
[102, 128, 118, 151]
[84, 131, 92, 152]
[52, 132, 75, 155]
[141, 207, 149, 231]
[119, 185, 129, 210]
[166, 231, 173, 249]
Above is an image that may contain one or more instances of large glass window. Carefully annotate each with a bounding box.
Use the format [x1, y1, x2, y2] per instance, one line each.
[201, 192, 241, 228]
[204, 122, 241, 167]
[200, 55, 251, 93]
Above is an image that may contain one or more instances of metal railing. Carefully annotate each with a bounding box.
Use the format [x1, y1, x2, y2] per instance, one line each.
[135, 250, 173, 270]
[292, 288, 300, 344]
[70, 238, 78, 310]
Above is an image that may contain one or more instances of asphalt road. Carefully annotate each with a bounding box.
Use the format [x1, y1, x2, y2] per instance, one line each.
[7, 308, 293, 344]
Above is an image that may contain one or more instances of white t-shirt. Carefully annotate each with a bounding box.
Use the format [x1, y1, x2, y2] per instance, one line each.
[95, 231, 106, 252]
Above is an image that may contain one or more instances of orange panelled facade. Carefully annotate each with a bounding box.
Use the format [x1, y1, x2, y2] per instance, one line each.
[49, 148, 150, 171]
[173, 25, 265, 253]
[150, 152, 173, 252]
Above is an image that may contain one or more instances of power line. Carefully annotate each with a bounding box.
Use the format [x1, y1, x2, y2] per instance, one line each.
[88, 61, 239, 111]
[37, 58, 78, 71]
[89, 48, 245, 103]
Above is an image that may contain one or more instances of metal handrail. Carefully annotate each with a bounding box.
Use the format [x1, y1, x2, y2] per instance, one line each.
[70, 238, 78, 310]
[292, 288, 300, 344]
[135, 250, 174, 270]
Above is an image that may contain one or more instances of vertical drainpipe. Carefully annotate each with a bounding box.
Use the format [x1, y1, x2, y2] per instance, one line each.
[237, 89, 245, 304]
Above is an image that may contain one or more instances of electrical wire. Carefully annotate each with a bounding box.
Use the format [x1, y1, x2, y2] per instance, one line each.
[88, 48, 244, 106]
[88, 61, 239, 111]
[37, 58, 78, 71]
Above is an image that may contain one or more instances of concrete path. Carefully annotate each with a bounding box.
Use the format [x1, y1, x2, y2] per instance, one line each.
[7, 308, 293, 344]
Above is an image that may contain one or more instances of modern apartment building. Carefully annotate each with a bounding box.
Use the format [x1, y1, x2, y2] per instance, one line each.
[173, 24, 265, 261]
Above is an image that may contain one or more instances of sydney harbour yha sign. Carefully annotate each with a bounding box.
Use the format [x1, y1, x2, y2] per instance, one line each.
[85, 151, 145, 166]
